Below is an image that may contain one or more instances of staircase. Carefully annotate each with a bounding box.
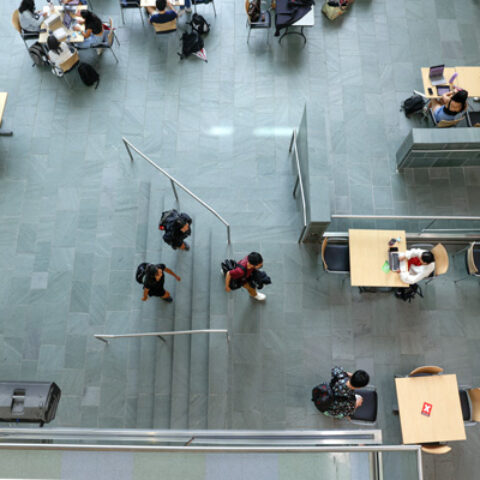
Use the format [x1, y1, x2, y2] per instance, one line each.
[134, 181, 231, 429]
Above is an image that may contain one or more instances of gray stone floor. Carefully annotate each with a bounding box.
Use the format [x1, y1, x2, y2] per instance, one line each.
[1, 0, 480, 478]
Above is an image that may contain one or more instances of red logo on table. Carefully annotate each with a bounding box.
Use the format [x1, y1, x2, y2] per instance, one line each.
[421, 402, 433, 416]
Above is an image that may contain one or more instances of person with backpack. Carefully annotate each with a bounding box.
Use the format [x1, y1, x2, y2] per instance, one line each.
[18, 0, 48, 33]
[397, 248, 435, 285]
[159, 210, 192, 251]
[46, 34, 77, 71]
[73, 10, 106, 49]
[323, 367, 369, 419]
[224, 252, 266, 301]
[141, 263, 180, 303]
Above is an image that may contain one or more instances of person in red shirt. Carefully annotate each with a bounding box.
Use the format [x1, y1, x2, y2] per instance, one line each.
[225, 252, 266, 301]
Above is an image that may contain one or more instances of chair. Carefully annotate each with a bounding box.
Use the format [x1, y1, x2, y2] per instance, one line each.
[408, 365, 443, 377]
[454, 242, 480, 283]
[58, 50, 80, 87]
[245, 0, 271, 44]
[409, 243, 449, 284]
[95, 19, 119, 63]
[466, 110, 480, 127]
[152, 18, 177, 35]
[429, 108, 465, 128]
[351, 387, 378, 424]
[119, 0, 145, 26]
[421, 444, 451, 455]
[458, 387, 480, 427]
[192, 0, 217, 17]
[12, 9, 40, 51]
[321, 238, 350, 275]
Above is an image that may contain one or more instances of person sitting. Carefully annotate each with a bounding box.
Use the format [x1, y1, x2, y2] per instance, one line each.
[323, 367, 370, 419]
[73, 10, 106, 49]
[46, 34, 77, 71]
[429, 89, 468, 124]
[147, 0, 178, 25]
[18, 0, 47, 33]
[398, 248, 435, 285]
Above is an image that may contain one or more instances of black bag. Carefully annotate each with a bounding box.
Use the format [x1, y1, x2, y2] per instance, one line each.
[401, 95, 425, 117]
[312, 383, 335, 412]
[78, 62, 100, 89]
[135, 262, 149, 284]
[29, 42, 47, 67]
[248, 269, 272, 290]
[179, 31, 204, 59]
[247, 0, 261, 22]
[221, 259, 247, 290]
[159, 209, 179, 231]
[189, 13, 210, 34]
[395, 283, 423, 303]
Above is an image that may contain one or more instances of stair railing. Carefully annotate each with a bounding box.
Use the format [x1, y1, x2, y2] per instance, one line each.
[122, 137, 231, 245]
[94, 329, 230, 344]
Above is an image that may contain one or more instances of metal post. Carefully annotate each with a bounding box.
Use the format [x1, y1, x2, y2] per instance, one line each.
[421, 219, 436, 232]
[416, 448, 424, 480]
[95, 336, 109, 344]
[157, 336, 166, 343]
[170, 179, 179, 203]
[289, 130, 296, 153]
[226, 225, 231, 245]
[123, 139, 134, 163]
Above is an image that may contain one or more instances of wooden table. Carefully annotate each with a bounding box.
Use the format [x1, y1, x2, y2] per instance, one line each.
[348, 229, 408, 287]
[0, 93, 13, 137]
[395, 374, 466, 444]
[39, 6, 85, 44]
[421, 66, 480, 98]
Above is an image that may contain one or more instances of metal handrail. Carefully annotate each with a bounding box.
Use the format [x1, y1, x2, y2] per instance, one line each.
[289, 129, 308, 243]
[122, 137, 231, 244]
[95, 329, 230, 344]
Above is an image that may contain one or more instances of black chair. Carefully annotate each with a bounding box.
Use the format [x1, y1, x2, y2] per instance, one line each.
[12, 9, 39, 51]
[454, 242, 480, 283]
[321, 238, 350, 274]
[467, 110, 480, 127]
[351, 387, 378, 424]
[246, 10, 271, 44]
[459, 386, 479, 427]
[192, 0, 217, 17]
[119, 0, 145, 26]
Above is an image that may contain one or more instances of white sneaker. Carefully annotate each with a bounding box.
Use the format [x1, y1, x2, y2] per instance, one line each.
[185, 7, 192, 12]
[253, 292, 266, 301]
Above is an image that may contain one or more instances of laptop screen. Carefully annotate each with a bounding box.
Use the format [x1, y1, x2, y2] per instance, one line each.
[63, 11, 73, 29]
[429, 65, 445, 77]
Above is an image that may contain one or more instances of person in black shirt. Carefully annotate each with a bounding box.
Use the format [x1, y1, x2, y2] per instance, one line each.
[142, 263, 180, 303]
[74, 10, 106, 49]
[161, 212, 192, 251]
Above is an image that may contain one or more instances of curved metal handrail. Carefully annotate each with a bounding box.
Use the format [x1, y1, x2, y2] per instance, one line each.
[290, 129, 308, 243]
[94, 329, 230, 344]
[123, 137, 231, 244]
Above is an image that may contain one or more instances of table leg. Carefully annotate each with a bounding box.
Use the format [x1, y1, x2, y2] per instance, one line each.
[279, 26, 307, 45]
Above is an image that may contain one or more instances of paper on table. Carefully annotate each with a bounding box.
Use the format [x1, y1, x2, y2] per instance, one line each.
[382, 261, 390, 273]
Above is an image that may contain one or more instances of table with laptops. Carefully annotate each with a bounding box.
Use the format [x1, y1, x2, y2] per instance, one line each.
[421, 64, 480, 99]
[38, 4, 86, 44]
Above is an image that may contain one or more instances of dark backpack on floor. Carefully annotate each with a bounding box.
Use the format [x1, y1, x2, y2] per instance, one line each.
[401, 95, 425, 117]
[189, 13, 210, 34]
[78, 62, 100, 89]
[312, 383, 335, 413]
[179, 31, 204, 59]
[395, 283, 423, 303]
[135, 262, 149, 284]
[29, 42, 47, 67]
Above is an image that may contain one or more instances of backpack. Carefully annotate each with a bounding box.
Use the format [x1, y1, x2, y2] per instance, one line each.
[135, 262, 149, 284]
[312, 383, 335, 412]
[29, 42, 47, 67]
[179, 31, 204, 59]
[189, 13, 210, 35]
[249, 269, 272, 290]
[221, 259, 247, 290]
[78, 62, 100, 89]
[401, 95, 425, 117]
[395, 283, 424, 303]
[159, 209, 180, 231]
[321, 1, 347, 21]
[247, 0, 261, 22]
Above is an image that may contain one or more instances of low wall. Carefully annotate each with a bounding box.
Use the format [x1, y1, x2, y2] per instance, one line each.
[396, 128, 480, 169]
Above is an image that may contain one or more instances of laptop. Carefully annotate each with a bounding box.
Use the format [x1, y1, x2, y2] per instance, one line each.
[436, 85, 450, 96]
[389, 247, 400, 272]
[429, 65, 446, 86]
[63, 11, 74, 29]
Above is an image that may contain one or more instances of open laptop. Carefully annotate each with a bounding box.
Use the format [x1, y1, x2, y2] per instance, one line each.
[63, 10, 75, 29]
[429, 65, 446, 86]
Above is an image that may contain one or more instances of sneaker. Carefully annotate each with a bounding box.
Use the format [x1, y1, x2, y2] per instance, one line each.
[183, 242, 190, 251]
[96, 48, 104, 56]
[185, 7, 192, 12]
[162, 296, 173, 303]
[253, 292, 266, 301]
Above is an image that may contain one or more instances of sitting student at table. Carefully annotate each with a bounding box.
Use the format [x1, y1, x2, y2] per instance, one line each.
[18, 0, 48, 33]
[46, 34, 77, 70]
[398, 248, 435, 284]
[73, 10, 106, 48]
[429, 89, 468, 124]
[147, 0, 178, 24]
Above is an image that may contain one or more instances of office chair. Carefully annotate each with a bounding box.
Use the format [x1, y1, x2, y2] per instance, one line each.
[12, 9, 40, 51]
[321, 238, 350, 275]
[94, 19, 120, 63]
[245, 0, 271, 44]
[454, 242, 480, 283]
[119, 0, 145, 26]
[408, 243, 449, 284]
[350, 386, 378, 425]
[458, 386, 480, 427]
[421, 444, 451, 455]
[408, 365, 444, 377]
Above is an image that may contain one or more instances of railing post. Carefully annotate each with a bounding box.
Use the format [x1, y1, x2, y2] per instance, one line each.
[416, 448, 424, 480]
[293, 175, 299, 198]
[170, 179, 180, 203]
[157, 336, 166, 343]
[226, 225, 231, 245]
[421, 218, 436, 233]
[289, 130, 296, 153]
[94, 335, 109, 344]
[123, 138, 134, 163]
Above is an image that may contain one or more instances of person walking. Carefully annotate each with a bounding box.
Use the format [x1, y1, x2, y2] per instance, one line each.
[141, 263, 180, 303]
[224, 252, 266, 301]
[159, 210, 192, 251]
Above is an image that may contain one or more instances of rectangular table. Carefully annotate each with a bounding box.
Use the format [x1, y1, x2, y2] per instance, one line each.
[278, 6, 314, 44]
[395, 374, 466, 444]
[421, 66, 480, 98]
[39, 6, 86, 44]
[348, 229, 408, 288]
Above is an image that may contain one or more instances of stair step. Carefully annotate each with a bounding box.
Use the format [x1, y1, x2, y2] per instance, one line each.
[207, 233, 231, 429]
[188, 228, 211, 429]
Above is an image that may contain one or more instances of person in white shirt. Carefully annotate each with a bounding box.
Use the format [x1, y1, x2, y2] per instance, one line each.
[46, 35, 76, 70]
[398, 249, 435, 284]
[18, 0, 47, 32]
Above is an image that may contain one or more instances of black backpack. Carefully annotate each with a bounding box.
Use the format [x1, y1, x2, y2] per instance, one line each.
[29, 42, 47, 67]
[135, 262, 149, 284]
[159, 209, 180, 230]
[395, 283, 423, 303]
[78, 62, 100, 89]
[189, 13, 210, 34]
[401, 95, 425, 117]
[249, 269, 272, 290]
[312, 383, 335, 412]
[179, 31, 204, 59]
[221, 259, 247, 290]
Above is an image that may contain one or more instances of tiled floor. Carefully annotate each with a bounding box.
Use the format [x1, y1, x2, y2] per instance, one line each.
[1, 0, 480, 478]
